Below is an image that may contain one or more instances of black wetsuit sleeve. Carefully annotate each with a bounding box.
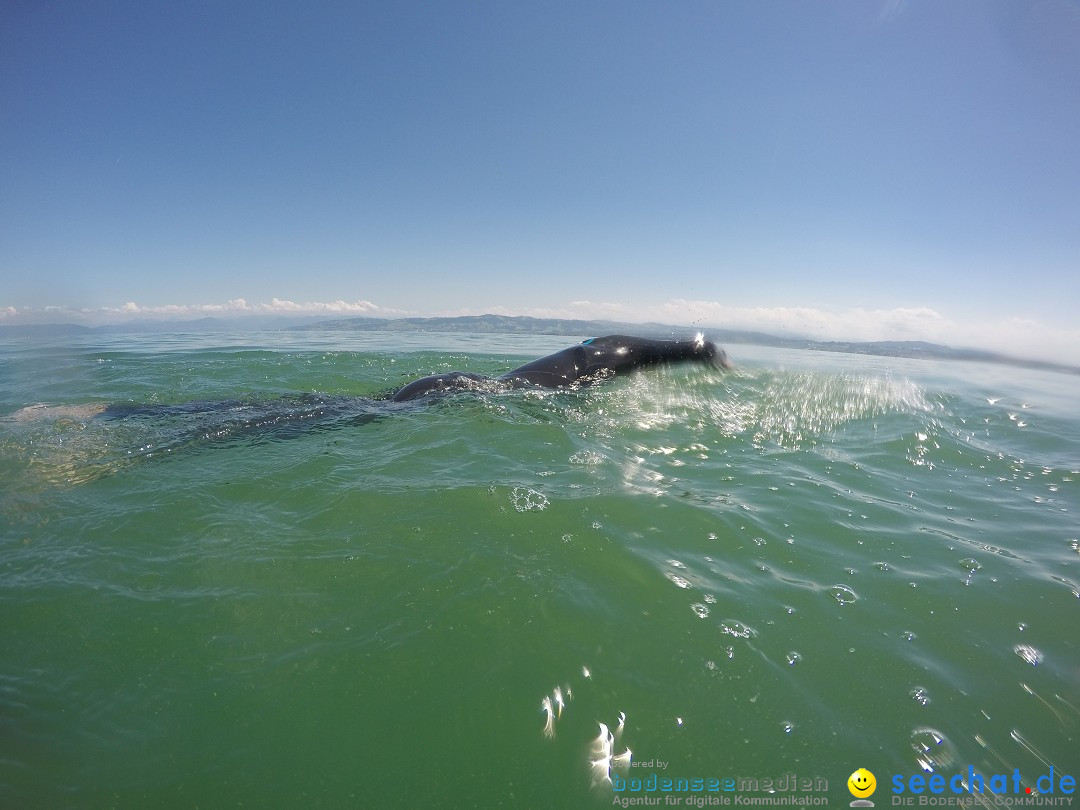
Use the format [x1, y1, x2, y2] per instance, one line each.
[390, 371, 492, 402]
[499, 335, 725, 389]
[390, 334, 728, 400]
[495, 345, 590, 388]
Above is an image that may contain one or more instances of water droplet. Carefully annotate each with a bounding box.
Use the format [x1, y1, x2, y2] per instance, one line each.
[1014, 644, 1043, 666]
[719, 620, 757, 639]
[666, 573, 691, 589]
[910, 727, 954, 772]
[909, 687, 931, 706]
[510, 487, 548, 512]
[570, 449, 605, 465]
[828, 584, 858, 605]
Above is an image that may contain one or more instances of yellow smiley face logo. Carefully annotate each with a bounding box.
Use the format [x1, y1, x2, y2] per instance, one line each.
[848, 768, 877, 798]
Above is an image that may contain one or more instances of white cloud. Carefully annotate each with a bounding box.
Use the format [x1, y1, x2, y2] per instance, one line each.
[261, 297, 389, 314]
[8, 297, 404, 322]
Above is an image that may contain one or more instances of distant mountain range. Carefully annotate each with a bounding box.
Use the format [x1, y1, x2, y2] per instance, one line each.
[286, 314, 1079, 373]
[2, 313, 1076, 375]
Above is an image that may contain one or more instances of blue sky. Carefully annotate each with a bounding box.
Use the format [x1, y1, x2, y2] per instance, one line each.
[2, 0, 1078, 362]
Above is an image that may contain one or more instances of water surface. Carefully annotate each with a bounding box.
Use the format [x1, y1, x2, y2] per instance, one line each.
[2, 332, 1077, 807]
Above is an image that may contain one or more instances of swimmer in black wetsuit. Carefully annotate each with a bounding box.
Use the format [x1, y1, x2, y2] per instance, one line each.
[28, 334, 727, 429]
[390, 334, 731, 402]
[8, 334, 730, 462]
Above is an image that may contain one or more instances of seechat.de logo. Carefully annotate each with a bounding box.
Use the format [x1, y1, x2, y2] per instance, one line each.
[891, 766, 1077, 797]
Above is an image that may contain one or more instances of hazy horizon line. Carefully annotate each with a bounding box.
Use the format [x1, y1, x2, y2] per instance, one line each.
[2, 296, 1076, 366]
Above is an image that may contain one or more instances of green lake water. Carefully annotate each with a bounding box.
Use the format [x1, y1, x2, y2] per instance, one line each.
[2, 331, 1077, 808]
